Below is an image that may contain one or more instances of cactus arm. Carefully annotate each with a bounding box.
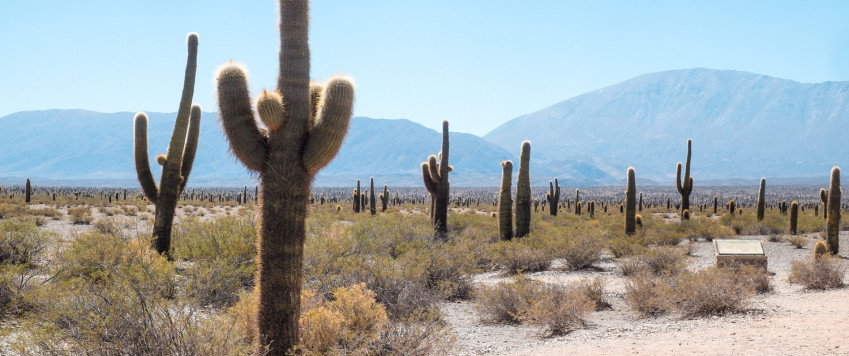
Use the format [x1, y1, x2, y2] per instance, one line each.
[277, 0, 311, 142]
[422, 162, 437, 194]
[161, 33, 199, 181]
[427, 155, 441, 184]
[303, 76, 354, 174]
[683, 139, 692, 191]
[178, 105, 202, 194]
[216, 64, 268, 172]
[309, 81, 323, 124]
[676, 162, 684, 194]
[133, 112, 159, 203]
[257, 90, 288, 134]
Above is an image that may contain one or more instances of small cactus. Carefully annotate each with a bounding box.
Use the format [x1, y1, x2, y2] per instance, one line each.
[625, 167, 636, 235]
[635, 214, 643, 229]
[820, 188, 828, 219]
[379, 185, 389, 212]
[789, 201, 798, 235]
[728, 199, 736, 215]
[498, 160, 513, 241]
[713, 195, 718, 214]
[25, 179, 31, 203]
[369, 177, 376, 215]
[756, 178, 766, 221]
[546, 178, 560, 217]
[814, 240, 829, 260]
[682, 209, 690, 220]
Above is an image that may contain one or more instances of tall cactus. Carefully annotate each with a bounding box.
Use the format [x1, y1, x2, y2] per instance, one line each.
[215, 1, 355, 353]
[756, 178, 766, 221]
[369, 177, 376, 215]
[546, 178, 560, 216]
[515, 141, 531, 238]
[575, 189, 580, 215]
[625, 167, 637, 235]
[498, 160, 513, 241]
[134, 33, 201, 256]
[422, 121, 451, 238]
[353, 180, 361, 213]
[676, 138, 693, 220]
[826, 166, 841, 255]
[379, 185, 389, 212]
[25, 179, 31, 203]
[789, 200, 798, 235]
[820, 188, 828, 219]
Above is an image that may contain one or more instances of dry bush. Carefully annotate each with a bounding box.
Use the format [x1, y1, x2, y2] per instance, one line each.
[0, 220, 55, 318]
[787, 236, 807, 249]
[623, 272, 677, 316]
[554, 229, 603, 270]
[522, 284, 595, 336]
[374, 308, 453, 356]
[629, 246, 688, 276]
[607, 235, 643, 258]
[789, 256, 846, 290]
[29, 206, 61, 219]
[577, 276, 610, 310]
[67, 206, 93, 224]
[475, 276, 539, 324]
[676, 267, 757, 317]
[298, 283, 388, 355]
[491, 241, 551, 274]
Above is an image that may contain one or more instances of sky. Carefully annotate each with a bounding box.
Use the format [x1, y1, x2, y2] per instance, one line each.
[2, 1, 849, 136]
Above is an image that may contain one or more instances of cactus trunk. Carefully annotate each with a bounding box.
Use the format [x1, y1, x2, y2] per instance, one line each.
[515, 141, 531, 238]
[546, 178, 560, 216]
[369, 177, 376, 215]
[421, 121, 450, 239]
[25, 179, 31, 203]
[789, 201, 798, 235]
[676, 139, 693, 220]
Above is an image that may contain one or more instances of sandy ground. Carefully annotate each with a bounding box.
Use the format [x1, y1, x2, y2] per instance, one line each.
[444, 232, 849, 356]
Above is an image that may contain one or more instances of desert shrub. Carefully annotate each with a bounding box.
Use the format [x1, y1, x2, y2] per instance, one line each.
[733, 264, 772, 293]
[522, 284, 595, 336]
[491, 241, 551, 274]
[298, 283, 388, 355]
[0, 203, 26, 219]
[679, 217, 734, 241]
[474, 276, 540, 324]
[0, 219, 52, 265]
[29, 206, 61, 219]
[676, 266, 757, 317]
[789, 256, 846, 290]
[623, 272, 677, 316]
[618, 256, 643, 276]
[553, 228, 603, 270]
[607, 235, 643, 258]
[628, 246, 688, 276]
[577, 276, 610, 310]
[787, 235, 807, 249]
[183, 258, 252, 308]
[92, 216, 132, 238]
[67, 206, 93, 224]
[374, 308, 453, 356]
[172, 216, 257, 263]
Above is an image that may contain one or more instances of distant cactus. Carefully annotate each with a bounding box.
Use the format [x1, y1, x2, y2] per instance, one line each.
[379, 185, 389, 212]
[638, 192, 643, 212]
[546, 178, 560, 216]
[589, 200, 595, 218]
[756, 178, 766, 221]
[789, 201, 798, 235]
[826, 166, 841, 255]
[353, 180, 361, 213]
[625, 167, 636, 235]
[820, 188, 828, 219]
[728, 199, 736, 215]
[515, 141, 531, 238]
[676, 139, 693, 220]
[422, 121, 451, 238]
[576, 201, 582, 215]
[498, 160, 513, 241]
[369, 177, 376, 215]
[134, 33, 201, 256]
[635, 214, 643, 229]
[575, 189, 580, 215]
[25, 179, 31, 203]
[335, 205, 342, 213]
[215, 1, 355, 353]
[713, 195, 718, 214]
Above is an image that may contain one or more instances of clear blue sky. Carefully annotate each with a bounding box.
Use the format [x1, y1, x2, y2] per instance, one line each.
[2, 1, 848, 135]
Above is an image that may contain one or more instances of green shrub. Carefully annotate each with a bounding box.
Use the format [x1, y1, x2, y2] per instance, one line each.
[67, 206, 93, 224]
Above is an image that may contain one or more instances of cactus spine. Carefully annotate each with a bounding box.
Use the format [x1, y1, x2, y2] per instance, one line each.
[422, 121, 451, 238]
[215, 1, 355, 353]
[756, 178, 766, 221]
[546, 178, 560, 216]
[369, 177, 376, 215]
[498, 160, 513, 241]
[515, 141, 531, 238]
[25, 179, 31, 203]
[826, 166, 841, 255]
[134, 33, 201, 256]
[625, 167, 636, 235]
[676, 138, 693, 220]
[789, 201, 798, 235]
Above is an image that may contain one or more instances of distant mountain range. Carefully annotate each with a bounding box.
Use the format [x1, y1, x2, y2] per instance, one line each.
[1, 68, 847, 187]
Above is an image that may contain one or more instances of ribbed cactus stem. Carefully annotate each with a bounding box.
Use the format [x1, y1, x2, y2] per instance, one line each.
[369, 177, 376, 215]
[713, 195, 718, 214]
[25, 179, 31, 203]
[575, 189, 580, 214]
[134, 33, 201, 256]
[820, 188, 828, 219]
[546, 178, 560, 216]
[421, 120, 450, 238]
[215, 1, 354, 353]
[515, 141, 531, 238]
[354, 180, 361, 212]
[499, 160, 514, 241]
[625, 167, 636, 235]
[826, 166, 841, 255]
[756, 178, 766, 221]
[789, 201, 798, 235]
[676, 138, 693, 220]
[380, 185, 389, 212]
